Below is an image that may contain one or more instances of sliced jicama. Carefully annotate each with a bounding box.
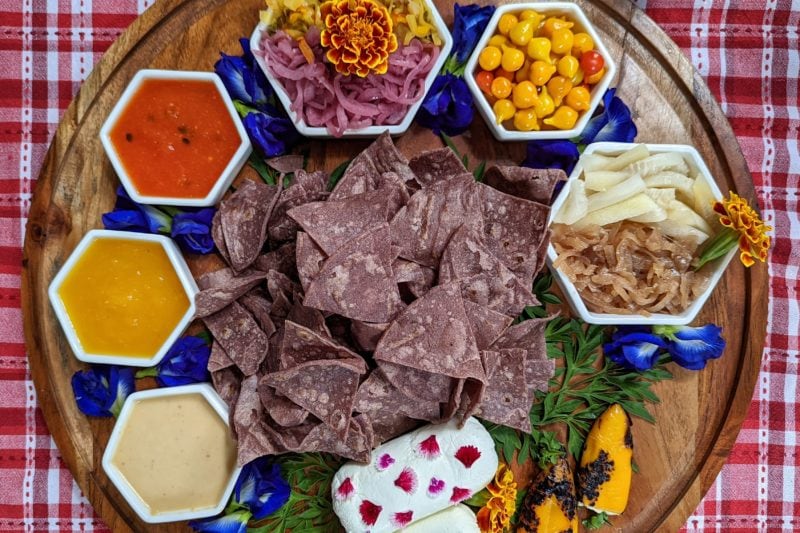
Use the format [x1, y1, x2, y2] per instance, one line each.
[643, 172, 695, 196]
[652, 219, 710, 244]
[692, 176, 716, 223]
[575, 193, 659, 228]
[628, 152, 689, 176]
[583, 170, 630, 191]
[629, 205, 668, 223]
[579, 153, 615, 172]
[584, 144, 650, 172]
[586, 173, 646, 213]
[554, 180, 588, 225]
[666, 199, 713, 234]
[644, 187, 676, 209]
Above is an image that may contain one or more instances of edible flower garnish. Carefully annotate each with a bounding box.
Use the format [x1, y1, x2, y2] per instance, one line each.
[320, 0, 398, 77]
[476, 463, 517, 533]
[189, 456, 290, 532]
[695, 191, 772, 268]
[135, 335, 211, 387]
[578, 87, 638, 144]
[416, 3, 494, 136]
[214, 39, 298, 157]
[606, 324, 726, 371]
[101, 186, 216, 254]
[71, 365, 135, 418]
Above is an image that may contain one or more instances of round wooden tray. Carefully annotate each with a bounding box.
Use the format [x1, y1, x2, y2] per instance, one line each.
[22, 0, 768, 531]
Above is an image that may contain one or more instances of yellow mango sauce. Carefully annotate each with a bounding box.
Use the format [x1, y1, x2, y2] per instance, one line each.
[112, 393, 237, 514]
[57, 237, 189, 357]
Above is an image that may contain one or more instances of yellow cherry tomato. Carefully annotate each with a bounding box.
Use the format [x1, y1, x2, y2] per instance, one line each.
[515, 60, 531, 82]
[565, 85, 591, 111]
[546, 75, 573, 107]
[475, 70, 494, 95]
[557, 55, 580, 78]
[514, 108, 540, 131]
[585, 66, 606, 84]
[510, 19, 535, 46]
[541, 16, 573, 38]
[493, 98, 516, 124]
[571, 67, 585, 85]
[519, 9, 544, 27]
[488, 34, 508, 47]
[497, 13, 519, 36]
[512, 80, 538, 109]
[572, 32, 594, 55]
[529, 60, 556, 86]
[533, 85, 555, 118]
[501, 46, 525, 72]
[490, 76, 513, 99]
[544, 105, 579, 129]
[550, 28, 574, 55]
[479, 46, 502, 71]
[526, 37, 551, 62]
[495, 67, 515, 80]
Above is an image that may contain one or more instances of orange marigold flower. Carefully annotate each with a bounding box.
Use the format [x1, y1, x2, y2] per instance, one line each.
[476, 464, 517, 533]
[697, 191, 772, 269]
[320, 0, 398, 77]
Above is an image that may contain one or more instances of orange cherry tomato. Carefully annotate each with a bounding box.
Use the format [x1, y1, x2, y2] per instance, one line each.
[580, 50, 605, 77]
[476, 70, 494, 95]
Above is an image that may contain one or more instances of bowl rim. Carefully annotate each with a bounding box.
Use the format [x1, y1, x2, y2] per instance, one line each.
[546, 141, 737, 325]
[98, 69, 252, 207]
[101, 383, 242, 524]
[249, 0, 454, 139]
[463, 1, 617, 141]
[47, 229, 199, 366]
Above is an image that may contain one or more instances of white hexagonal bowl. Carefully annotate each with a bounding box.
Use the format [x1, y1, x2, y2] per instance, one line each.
[99, 69, 252, 207]
[102, 384, 242, 524]
[546, 142, 737, 325]
[249, 0, 453, 138]
[464, 2, 616, 141]
[47, 229, 199, 367]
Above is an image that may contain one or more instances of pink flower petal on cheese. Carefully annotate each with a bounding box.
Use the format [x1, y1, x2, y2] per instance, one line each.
[454, 445, 481, 468]
[392, 511, 414, 528]
[427, 477, 446, 497]
[336, 477, 355, 501]
[394, 467, 418, 494]
[417, 435, 441, 459]
[376, 453, 395, 471]
[450, 486, 471, 503]
[359, 500, 382, 526]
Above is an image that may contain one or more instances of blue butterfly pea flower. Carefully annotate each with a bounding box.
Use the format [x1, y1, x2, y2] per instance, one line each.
[579, 88, 638, 144]
[416, 73, 474, 136]
[71, 366, 135, 418]
[215, 38, 273, 107]
[149, 336, 211, 387]
[171, 208, 216, 255]
[451, 3, 496, 65]
[653, 324, 726, 370]
[243, 110, 299, 158]
[604, 327, 668, 371]
[189, 509, 251, 533]
[522, 139, 581, 175]
[102, 186, 171, 235]
[235, 456, 291, 520]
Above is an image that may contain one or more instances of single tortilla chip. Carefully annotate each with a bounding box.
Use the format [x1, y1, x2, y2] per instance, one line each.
[268, 169, 328, 244]
[279, 320, 367, 372]
[380, 361, 452, 405]
[262, 358, 365, 437]
[296, 231, 327, 293]
[266, 154, 305, 174]
[208, 340, 235, 373]
[408, 147, 470, 187]
[257, 376, 309, 427]
[484, 166, 566, 204]
[463, 299, 513, 351]
[220, 179, 282, 272]
[490, 318, 554, 397]
[254, 242, 298, 279]
[393, 258, 436, 299]
[211, 210, 231, 264]
[479, 348, 532, 432]
[355, 368, 440, 421]
[287, 297, 331, 337]
[238, 290, 277, 339]
[304, 224, 404, 323]
[195, 268, 266, 318]
[374, 282, 485, 382]
[350, 320, 390, 352]
[203, 301, 269, 376]
[303, 413, 374, 463]
[211, 366, 241, 410]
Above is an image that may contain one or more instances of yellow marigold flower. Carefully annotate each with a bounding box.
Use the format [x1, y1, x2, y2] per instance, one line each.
[476, 464, 517, 533]
[320, 0, 398, 77]
[696, 191, 772, 269]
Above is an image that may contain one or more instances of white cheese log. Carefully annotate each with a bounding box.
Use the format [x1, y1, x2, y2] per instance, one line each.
[401, 504, 479, 532]
[332, 417, 498, 533]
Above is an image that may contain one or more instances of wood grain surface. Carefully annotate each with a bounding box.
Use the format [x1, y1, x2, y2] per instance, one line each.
[21, 0, 768, 531]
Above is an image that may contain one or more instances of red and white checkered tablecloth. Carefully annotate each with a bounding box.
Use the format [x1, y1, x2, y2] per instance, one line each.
[0, 0, 795, 531]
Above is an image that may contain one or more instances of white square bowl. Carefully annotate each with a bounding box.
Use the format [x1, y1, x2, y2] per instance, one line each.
[546, 142, 737, 325]
[464, 2, 616, 141]
[249, 0, 453, 138]
[99, 69, 252, 207]
[47, 229, 199, 366]
[102, 384, 242, 524]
